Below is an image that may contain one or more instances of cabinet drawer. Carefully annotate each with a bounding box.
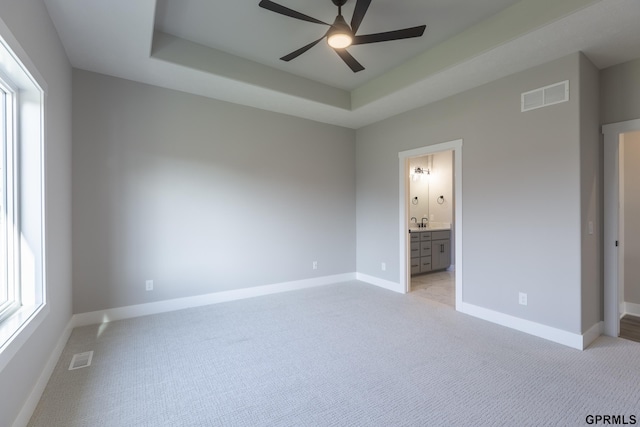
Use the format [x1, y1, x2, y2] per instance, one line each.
[420, 241, 431, 257]
[431, 230, 450, 240]
[420, 232, 431, 241]
[420, 257, 432, 273]
[410, 242, 420, 258]
[410, 233, 420, 243]
[410, 258, 420, 275]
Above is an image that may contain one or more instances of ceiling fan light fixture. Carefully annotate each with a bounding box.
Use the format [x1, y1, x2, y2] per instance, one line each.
[328, 32, 353, 49]
[327, 15, 353, 49]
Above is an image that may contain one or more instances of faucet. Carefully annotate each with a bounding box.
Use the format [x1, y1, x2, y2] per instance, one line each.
[421, 217, 429, 228]
[410, 217, 417, 225]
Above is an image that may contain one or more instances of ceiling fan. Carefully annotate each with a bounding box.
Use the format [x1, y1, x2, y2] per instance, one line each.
[258, 0, 426, 73]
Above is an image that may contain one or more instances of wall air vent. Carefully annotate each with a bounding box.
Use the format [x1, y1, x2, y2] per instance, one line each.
[521, 80, 569, 112]
[69, 351, 94, 370]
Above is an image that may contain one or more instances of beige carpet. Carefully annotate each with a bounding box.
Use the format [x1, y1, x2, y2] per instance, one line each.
[29, 281, 640, 426]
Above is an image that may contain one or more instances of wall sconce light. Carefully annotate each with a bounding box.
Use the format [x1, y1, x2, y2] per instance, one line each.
[411, 167, 430, 181]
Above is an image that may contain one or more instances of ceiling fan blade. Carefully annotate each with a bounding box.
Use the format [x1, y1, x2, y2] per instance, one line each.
[350, 0, 371, 35]
[259, 0, 330, 26]
[352, 25, 426, 45]
[280, 35, 327, 62]
[334, 49, 365, 73]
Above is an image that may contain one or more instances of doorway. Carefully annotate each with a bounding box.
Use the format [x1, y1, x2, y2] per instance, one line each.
[398, 139, 463, 311]
[603, 119, 640, 337]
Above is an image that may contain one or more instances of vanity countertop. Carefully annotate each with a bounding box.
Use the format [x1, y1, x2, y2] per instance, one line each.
[409, 222, 451, 233]
[409, 227, 450, 233]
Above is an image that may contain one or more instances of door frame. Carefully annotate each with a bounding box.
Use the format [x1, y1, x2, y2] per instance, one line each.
[602, 118, 640, 336]
[398, 139, 463, 310]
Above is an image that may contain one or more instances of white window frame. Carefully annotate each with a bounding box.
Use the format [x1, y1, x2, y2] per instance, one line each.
[0, 72, 20, 323]
[0, 28, 47, 373]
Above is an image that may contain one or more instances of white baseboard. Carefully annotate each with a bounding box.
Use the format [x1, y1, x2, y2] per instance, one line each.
[461, 302, 593, 350]
[72, 273, 356, 328]
[624, 302, 640, 317]
[356, 273, 404, 293]
[11, 319, 74, 427]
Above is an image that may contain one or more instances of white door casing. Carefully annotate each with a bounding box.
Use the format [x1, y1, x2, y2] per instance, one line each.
[602, 119, 640, 337]
[398, 139, 463, 310]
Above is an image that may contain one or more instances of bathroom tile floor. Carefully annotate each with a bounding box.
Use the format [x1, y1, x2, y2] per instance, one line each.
[410, 270, 455, 308]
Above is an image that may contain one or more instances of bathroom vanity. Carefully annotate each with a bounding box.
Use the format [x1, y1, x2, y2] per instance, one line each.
[409, 228, 451, 276]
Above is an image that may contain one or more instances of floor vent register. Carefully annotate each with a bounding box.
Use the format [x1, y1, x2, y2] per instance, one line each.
[68, 351, 94, 370]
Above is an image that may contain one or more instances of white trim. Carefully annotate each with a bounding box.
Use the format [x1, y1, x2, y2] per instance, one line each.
[356, 273, 403, 293]
[623, 302, 640, 317]
[602, 119, 640, 337]
[72, 273, 355, 327]
[399, 155, 410, 295]
[398, 139, 463, 310]
[461, 302, 590, 350]
[0, 19, 48, 376]
[11, 318, 73, 427]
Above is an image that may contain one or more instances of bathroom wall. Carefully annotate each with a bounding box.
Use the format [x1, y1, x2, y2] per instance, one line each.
[622, 131, 640, 306]
[408, 152, 453, 227]
[428, 150, 453, 225]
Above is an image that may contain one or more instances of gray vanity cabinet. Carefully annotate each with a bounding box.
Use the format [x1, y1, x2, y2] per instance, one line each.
[410, 233, 421, 275]
[410, 231, 433, 275]
[410, 229, 451, 276]
[431, 230, 451, 271]
[419, 233, 432, 273]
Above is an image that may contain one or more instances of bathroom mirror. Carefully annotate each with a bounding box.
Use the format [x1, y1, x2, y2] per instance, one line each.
[408, 151, 454, 229]
[409, 155, 430, 227]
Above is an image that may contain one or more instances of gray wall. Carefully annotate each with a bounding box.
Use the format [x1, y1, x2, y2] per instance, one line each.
[357, 53, 598, 334]
[623, 131, 640, 305]
[72, 70, 356, 314]
[600, 57, 640, 126]
[579, 53, 601, 331]
[600, 57, 640, 307]
[0, 0, 73, 426]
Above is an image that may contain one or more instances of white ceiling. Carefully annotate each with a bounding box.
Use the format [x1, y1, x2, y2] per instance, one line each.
[43, 0, 640, 129]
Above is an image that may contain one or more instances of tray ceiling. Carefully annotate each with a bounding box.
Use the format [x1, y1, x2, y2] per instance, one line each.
[44, 0, 640, 128]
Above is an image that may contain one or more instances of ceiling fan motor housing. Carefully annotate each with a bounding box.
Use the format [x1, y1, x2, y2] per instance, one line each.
[330, 14, 352, 33]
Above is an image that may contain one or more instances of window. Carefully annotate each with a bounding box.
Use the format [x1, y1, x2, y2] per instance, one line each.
[0, 74, 19, 323]
[0, 30, 46, 371]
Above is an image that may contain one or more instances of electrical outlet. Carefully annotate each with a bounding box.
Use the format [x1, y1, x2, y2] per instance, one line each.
[519, 292, 527, 306]
[146, 280, 153, 291]
[381, 262, 386, 271]
[312, 261, 318, 270]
